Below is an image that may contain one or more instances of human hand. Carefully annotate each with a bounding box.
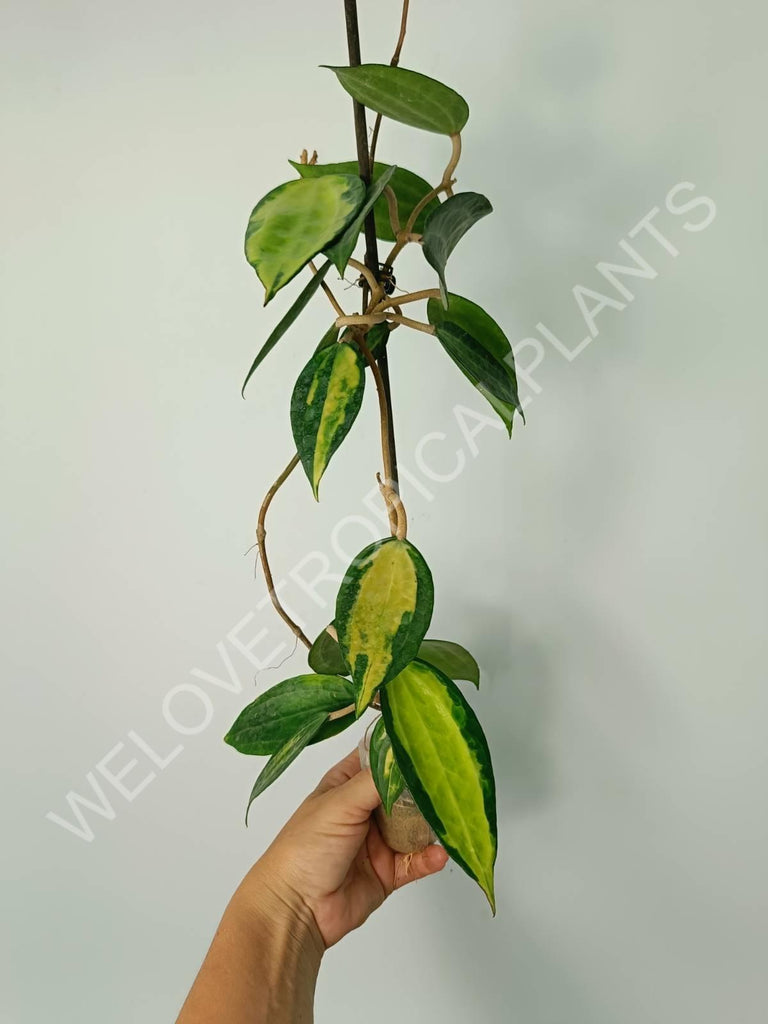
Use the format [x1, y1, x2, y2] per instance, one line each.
[237, 748, 448, 949]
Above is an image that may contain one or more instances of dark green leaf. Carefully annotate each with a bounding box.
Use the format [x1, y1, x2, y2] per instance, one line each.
[364, 322, 391, 358]
[290, 161, 440, 243]
[308, 626, 349, 676]
[225, 674, 355, 755]
[309, 708, 356, 745]
[336, 537, 434, 715]
[245, 712, 327, 821]
[325, 164, 397, 273]
[427, 293, 522, 435]
[314, 322, 341, 354]
[381, 659, 497, 912]
[291, 341, 366, 499]
[431, 320, 519, 414]
[245, 176, 365, 302]
[241, 261, 331, 396]
[369, 717, 405, 814]
[422, 193, 493, 307]
[419, 639, 480, 687]
[324, 65, 469, 136]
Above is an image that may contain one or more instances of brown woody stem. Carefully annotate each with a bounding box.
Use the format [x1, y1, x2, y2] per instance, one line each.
[344, 0, 400, 499]
[256, 455, 311, 648]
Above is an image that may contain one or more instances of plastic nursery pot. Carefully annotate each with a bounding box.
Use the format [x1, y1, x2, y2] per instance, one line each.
[358, 726, 437, 855]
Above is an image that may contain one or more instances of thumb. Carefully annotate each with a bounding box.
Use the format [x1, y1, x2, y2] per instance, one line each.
[323, 768, 381, 823]
[394, 844, 448, 889]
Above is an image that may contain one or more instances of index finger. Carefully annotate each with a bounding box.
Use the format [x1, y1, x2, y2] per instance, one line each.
[314, 748, 361, 794]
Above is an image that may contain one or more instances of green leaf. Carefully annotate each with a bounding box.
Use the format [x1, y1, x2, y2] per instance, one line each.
[308, 626, 349, 676]
[241, 261, 331, 396]
[324, 65, 469, 136]
[427, 293, 522, 435]
[314, 322, 341, 354]
[245, 175, 365, 303]
[422, 193, 493, 307]
[291, 341, 366, 500]
[430, 321, 520, 420]
[309, 708, 356, 745]
[245, 712, 327, 821]
[225, 674, 355, 755]
[290, 160, 440, 243]
[364, 322, 391, 358]
[419, 639, 480, 688]
[342, 323, 390, 359]
[381, 659, 497, 912]
[336, 537, 434, 716]
[325, 164, 397, 273]
[369, 717, 405, 815]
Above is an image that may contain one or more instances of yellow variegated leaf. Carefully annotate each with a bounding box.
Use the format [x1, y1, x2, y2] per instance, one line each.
[381, 659, 497, 912]
[245, 175, 365, 303]
[336, 538, 434, 716]
[291, 341, 366, 499]
[369, 717, 405, 814]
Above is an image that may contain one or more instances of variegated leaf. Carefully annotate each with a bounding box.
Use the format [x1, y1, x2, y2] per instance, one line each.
[336, 537, 434, 716]
[291, 341, 366, 499]
[427, 293, 522, 435]
[245, 175, 365, 303]
[325, 164, 397, 274]
[325, 65, 469, 136]
[290, 160, 440, 243]
[369, 717, 405, 814]
[380, 659, 497, 912]
[245, 712, 327, 822]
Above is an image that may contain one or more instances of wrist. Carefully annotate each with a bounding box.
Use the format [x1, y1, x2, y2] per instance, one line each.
[229, 861, 325, 973]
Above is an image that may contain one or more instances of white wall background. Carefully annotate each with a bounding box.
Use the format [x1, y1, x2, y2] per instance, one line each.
[2, 1, 766, 1021]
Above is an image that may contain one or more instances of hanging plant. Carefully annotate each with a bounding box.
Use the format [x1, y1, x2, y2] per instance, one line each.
[225, 0, 523, 915]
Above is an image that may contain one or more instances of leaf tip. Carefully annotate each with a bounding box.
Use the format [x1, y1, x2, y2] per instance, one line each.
[484, 880, 497, 916]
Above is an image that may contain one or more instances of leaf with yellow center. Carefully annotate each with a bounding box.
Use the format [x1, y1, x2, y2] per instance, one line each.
[291, 341, 366, 499]
[335, 538, 434, 715]
[381, 659, 497, 913]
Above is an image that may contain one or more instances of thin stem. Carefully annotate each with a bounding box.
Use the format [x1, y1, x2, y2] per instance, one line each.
[354, 331, 398, 534]
[256, 455, 311, 648]
[385, 313, 436, 335]
[369, 0, 410, 168]
[347, 257, 381, 298]
[309, 260, 346, 318]
[385, 133, 463, 267]
[377, 473, 407, 540]
[344, 0, 400, 498]
[344, 0, 379, 282]
[335, 313, 387, 328]
[382, 185, 401, 236]
[374, 288, 441, 312]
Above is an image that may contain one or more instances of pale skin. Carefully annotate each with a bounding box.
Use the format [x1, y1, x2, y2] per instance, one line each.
[176, 750, 448, 1023]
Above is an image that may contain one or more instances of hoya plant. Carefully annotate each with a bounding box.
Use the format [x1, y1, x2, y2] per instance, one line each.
[225, 0, 521, 914]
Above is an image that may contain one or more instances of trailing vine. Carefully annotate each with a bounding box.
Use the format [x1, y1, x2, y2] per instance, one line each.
[225, 0, 522, 913]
